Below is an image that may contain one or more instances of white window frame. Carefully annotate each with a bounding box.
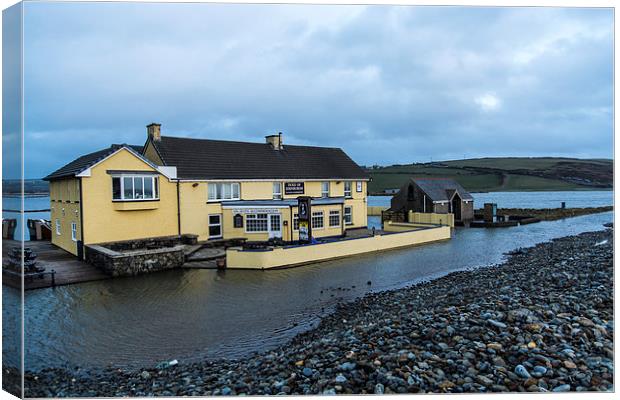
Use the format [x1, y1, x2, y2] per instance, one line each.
[356, 181, 363, 192]
[112, 175, 159, 201]
[344, 181, 352, 198]
[245, 213, 269, 233]
[344, 206, 353, 225]
[71, 222, 77, 242]
[273, 182, 282, 200]
[321, 182, 330, 198]
[208, 214, 223, 239]
[293, 213, 299, 230]
[55, 219, 61, 235]
[208, 182, 240, 202]
[312, 211, 324, 230]
[329, 210, 341, 227]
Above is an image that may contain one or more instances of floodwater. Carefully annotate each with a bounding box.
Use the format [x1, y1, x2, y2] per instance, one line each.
[4, 210, 613, 371]
[368, 190, 613, 209]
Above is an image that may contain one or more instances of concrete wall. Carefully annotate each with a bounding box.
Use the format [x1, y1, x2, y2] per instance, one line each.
[226, 225, 451, 269]
[408, 212, 454, 227]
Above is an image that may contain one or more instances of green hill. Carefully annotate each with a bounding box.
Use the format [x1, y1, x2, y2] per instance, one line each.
[368, 157, 613, 194]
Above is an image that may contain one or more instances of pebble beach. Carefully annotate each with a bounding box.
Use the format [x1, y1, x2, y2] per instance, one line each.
[21, 227, 614, 396]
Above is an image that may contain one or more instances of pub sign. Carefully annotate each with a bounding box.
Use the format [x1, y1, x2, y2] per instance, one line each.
[285, 182, 305, 195]
[297, 196, 312, 243]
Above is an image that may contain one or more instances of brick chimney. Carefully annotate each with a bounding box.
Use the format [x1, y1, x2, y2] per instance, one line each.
[265, 132, 283, 150]
[147, 123, 161, 142]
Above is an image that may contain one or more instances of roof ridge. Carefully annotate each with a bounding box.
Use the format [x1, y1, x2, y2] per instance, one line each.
[160, 135, 344, 151]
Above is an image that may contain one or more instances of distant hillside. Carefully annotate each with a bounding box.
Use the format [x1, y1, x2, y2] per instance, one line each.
[368, 157, 613, 194]
[3, 179, 49, 195]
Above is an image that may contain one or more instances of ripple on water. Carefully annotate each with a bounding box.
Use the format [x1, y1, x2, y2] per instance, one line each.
[12, 211, 613, 371]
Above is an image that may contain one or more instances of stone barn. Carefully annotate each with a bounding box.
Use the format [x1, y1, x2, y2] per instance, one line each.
[390, 178, 474, 222]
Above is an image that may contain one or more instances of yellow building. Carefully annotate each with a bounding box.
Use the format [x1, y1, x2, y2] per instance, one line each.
[44, 124, 369, 257]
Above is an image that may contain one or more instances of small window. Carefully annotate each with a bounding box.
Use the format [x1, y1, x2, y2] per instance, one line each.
[356, 181, 363, 192]
[112, 177, 121, 199]
[71, 222, 77, 242]
[312, 211, 324, 229]
[55, 219, 61, 235]
[246, 214, 269, 232]
[208, 214, 222, 238]
[293, 213, 299, 230]
[344, 181, 352, 198]
[273, 182, 282, 200]
[329, 210, 340, 227]
[344, 206, 353, 225]
[321, 182, 330, 198]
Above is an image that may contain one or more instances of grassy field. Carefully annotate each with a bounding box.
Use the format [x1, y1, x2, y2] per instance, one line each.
[368, 157, 612, 194]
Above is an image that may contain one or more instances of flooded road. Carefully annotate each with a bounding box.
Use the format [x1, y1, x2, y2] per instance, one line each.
[6, 211, 612, 371]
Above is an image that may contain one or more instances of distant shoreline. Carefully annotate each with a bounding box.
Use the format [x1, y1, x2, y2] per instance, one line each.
[368, 188, 613, 196]
[2, 193, 50, 198]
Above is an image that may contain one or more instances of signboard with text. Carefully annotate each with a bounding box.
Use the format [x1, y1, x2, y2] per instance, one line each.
[285, 182, 305, 195]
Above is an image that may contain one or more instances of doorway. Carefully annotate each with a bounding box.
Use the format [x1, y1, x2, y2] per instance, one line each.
[451, 193, 462, 221]
[268, 214, 282, 239]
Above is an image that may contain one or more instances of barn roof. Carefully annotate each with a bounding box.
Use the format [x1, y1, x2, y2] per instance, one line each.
[411, 178, 474, 202]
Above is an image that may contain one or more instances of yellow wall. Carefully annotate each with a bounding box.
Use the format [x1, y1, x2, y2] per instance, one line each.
[178, 180, 367, 241]
[50, 178, 81, 255]
[226, 225, 451, 269]
[80, 149, 179, 248]
[408, 212, 454, 227]
[368, 206, 388, 216]
[142, 141, 164, 165]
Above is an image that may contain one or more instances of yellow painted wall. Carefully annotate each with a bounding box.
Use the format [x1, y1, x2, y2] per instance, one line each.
[142, 141, 164, 165]
[50, 178, 81, 255]
[80, 149, 178, 247]
[408, 212, 454, 227]
[226, 225, 451, 269]
[368, 206, 388, 216]
[178, 180, 367, 241]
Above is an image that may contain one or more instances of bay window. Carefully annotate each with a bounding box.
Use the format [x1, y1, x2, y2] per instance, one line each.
[112, 175, 160, 201]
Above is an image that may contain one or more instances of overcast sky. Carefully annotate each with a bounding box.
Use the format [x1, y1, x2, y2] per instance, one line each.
[9, 3, 616, 178]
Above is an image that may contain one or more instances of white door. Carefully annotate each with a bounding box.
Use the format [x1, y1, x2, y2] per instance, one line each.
[268, 214, 282, 239]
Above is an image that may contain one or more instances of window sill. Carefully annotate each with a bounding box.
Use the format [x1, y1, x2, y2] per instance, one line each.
[113, 201, 159, 211]
[207, 199, 241, 203]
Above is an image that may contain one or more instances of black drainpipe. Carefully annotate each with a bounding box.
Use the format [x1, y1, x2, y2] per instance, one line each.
[78, 177, 85, 260]
[176, 180, 181, 236]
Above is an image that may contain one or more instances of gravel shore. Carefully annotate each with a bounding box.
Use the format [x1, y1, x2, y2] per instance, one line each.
[23, 228, 613, 396]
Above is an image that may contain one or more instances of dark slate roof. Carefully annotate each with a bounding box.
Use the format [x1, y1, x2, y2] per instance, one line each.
[43, 144, 145, 181]
[150, 136, 369, 180]
[411, 178, 474, 201]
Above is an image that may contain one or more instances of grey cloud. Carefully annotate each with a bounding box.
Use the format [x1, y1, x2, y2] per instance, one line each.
[18, 3, 613, 178]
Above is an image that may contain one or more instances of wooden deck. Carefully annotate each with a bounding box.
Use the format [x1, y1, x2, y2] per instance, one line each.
[2, 240, 110, 290]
